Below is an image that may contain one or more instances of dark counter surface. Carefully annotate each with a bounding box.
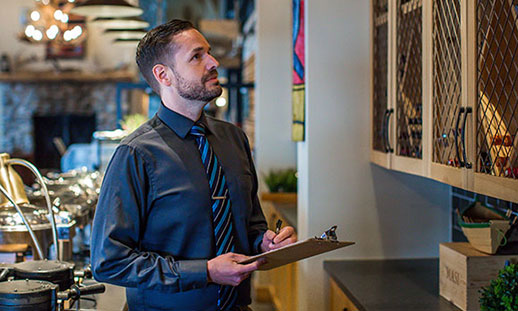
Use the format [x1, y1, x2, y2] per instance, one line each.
[324, 259, 460, 311]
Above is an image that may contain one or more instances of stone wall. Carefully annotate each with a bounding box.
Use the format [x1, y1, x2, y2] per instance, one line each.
[0, 81, 125, 155]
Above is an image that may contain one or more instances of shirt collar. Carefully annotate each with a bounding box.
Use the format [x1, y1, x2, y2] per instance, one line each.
[157, 103, 210, 139]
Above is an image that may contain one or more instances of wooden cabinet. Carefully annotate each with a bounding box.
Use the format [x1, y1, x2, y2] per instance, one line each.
[371, 0, 428, 177]
[469, 0, 518, 202]
[329, 278, 359, 311]
[429, 0, 466, 188]
[371, 0, 390, 167]
[371, 0, 518, 203]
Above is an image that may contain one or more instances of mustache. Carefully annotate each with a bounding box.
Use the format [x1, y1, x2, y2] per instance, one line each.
[202, 70, 219, 83]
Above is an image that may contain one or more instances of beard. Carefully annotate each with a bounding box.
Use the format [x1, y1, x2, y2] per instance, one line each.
[172, 67, 223, 102]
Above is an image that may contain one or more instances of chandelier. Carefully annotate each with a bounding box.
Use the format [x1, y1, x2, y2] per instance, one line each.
[22, 0, 86, 45]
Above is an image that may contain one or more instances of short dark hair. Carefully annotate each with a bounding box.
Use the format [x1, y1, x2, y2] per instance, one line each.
[136, 19, 195, 94]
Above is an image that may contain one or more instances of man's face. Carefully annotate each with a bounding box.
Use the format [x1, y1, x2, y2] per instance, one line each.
[168, 29, 222, 102]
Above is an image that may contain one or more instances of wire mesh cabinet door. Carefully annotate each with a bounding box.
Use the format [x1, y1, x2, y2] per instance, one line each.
[390, 0, 428, 176]
[429, 0, 467, 188]
[371, 0, 392, 169]
[472, 0, 518, 203]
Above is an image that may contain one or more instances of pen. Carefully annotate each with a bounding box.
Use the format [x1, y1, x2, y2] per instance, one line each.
[273, 219, 282, 245]
[275, 219, 282, 234]
[275, 219, 283, 235]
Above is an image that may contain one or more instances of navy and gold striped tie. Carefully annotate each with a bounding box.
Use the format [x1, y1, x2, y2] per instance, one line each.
[190, 123, 237, 310]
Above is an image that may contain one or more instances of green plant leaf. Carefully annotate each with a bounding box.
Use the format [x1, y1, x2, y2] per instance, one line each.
[263, 168, 297, 193]
[480, 263, 518, 311]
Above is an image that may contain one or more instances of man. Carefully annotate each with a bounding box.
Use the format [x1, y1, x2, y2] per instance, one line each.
[91, 19, 296, 311]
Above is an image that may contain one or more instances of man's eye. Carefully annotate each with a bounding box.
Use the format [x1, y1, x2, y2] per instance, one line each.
[192, 54, 200, 60]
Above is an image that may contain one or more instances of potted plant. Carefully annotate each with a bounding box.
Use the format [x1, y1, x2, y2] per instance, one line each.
[261, 168, 297, 204]
[479, 262, 518, 311]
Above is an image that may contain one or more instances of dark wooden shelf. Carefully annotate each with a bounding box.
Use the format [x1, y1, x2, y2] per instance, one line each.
[0, 71, 136, 83]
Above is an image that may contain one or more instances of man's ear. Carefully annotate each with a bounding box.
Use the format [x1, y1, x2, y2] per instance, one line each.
[152, 64, 173, 88]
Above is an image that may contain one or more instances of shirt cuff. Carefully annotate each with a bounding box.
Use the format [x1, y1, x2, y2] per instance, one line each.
[177, 259, 208, 291]
[253, 232, 265, 254]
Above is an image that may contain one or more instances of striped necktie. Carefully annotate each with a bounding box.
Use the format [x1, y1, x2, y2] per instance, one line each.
[190, 123, 237, 310]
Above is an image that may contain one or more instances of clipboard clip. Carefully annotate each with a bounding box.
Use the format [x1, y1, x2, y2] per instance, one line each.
[316, 225, 338, 241]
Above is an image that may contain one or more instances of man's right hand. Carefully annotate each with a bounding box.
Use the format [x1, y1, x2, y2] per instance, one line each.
[207, 253, 263, 286]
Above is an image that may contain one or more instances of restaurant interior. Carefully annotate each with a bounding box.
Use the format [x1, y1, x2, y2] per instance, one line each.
[0, 0, 517, 310]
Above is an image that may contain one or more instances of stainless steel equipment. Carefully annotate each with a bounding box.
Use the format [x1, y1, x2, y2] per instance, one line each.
[0, 153, 58, 260]
[0, 155, 105, 311]
[28, 169, 101, 228]
[0, 279, 105, 311]
[27, 169, 101, 259]
[13, 260, 75, 291]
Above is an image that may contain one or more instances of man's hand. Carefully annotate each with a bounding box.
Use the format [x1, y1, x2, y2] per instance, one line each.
[260, 226, 297, 253]
[207, 253, 263, 286]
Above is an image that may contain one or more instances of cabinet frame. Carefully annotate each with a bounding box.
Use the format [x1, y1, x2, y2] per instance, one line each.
[428, 0, 468, 189]
[371, 0, 518, 203]
[468, 0, 518, 203]
[371, 0, 429, 177]
[370, 0, 392, 169]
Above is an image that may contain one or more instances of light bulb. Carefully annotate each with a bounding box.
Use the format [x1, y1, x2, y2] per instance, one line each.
[72, 25, 82, 38]
[25, 25, 35, 37]
[33, 30, 43, 41]
[63, 30, 72, 41]
[54, 10, 63, 21]
[216, 97, 227, 107]
[61, 14, 69, 23]
[46, 25, 59, 40]
[30, 11, 40, 22]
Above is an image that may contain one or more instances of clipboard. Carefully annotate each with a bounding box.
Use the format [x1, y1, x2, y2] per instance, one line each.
[238, 226, 354, 270]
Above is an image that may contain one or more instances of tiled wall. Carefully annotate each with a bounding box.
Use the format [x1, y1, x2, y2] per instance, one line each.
[451, 187, 518, 251]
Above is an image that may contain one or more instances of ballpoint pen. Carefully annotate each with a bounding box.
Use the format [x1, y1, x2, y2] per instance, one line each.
[275, 219, 283, 235]
[272, 219, 283, 244]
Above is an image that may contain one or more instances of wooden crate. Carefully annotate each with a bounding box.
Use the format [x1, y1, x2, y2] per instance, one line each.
[439, 242, 518, 311]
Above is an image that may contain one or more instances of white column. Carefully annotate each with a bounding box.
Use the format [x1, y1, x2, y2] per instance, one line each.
[255, 0, 296, 183]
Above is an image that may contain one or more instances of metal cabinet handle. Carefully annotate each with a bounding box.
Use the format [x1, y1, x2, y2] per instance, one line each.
[386, 109, 394, 153]
[461, 107, 472, 169]
[455, 107, 464, 167]
[382, 109, 389, 152]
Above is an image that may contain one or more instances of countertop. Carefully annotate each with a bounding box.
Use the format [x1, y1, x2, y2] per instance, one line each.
[324, 259, 460, 311]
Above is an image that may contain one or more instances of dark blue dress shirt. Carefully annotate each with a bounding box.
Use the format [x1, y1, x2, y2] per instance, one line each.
[91, 104, 267, 310]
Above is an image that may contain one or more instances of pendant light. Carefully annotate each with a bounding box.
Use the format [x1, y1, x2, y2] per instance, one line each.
[104, 28, 147, 40]
[113, 38, 141, 47]
[89, 16, 149, 29]
[70, 0, 143, 18]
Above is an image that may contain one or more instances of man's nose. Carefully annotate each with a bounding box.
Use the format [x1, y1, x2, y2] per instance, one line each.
[207, 54, 219, 70]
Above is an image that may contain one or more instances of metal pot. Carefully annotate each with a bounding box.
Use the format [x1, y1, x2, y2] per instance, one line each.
[0, 204, 52, 260]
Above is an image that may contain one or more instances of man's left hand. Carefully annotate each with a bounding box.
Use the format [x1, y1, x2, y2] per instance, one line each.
[260, 226, 297, 252]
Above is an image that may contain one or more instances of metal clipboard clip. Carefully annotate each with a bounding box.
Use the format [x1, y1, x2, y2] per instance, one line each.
[315, 225, 338, 242]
